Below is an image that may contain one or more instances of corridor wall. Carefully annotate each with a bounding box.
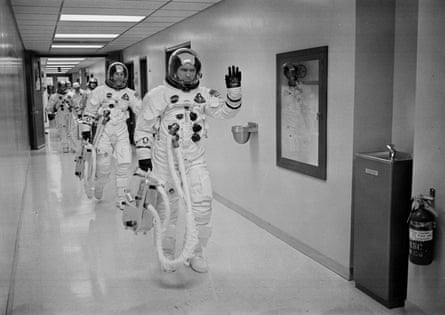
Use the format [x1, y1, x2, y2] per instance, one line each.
[0, 0, 30, 311]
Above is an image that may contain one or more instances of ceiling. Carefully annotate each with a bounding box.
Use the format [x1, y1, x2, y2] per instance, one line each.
[11, 0, 223, 73]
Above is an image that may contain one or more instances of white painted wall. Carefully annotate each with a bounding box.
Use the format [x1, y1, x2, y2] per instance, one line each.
[124, 0, 356, 277]
[353, 0, 395, 154]
[407, 0, 445, 313]
[0, 0, 29, 310]
[86, 59, 106, 87]
[392, 0, 418, 155]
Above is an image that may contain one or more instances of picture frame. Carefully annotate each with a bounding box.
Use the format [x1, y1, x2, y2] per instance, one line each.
[276, 46, 328, 180]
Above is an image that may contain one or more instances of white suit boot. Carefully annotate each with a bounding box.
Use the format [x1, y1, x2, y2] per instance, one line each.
[190, 226, 212, 273]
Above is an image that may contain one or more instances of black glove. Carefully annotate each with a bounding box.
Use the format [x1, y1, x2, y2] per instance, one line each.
[81, 131, 91, 142]
[225, 65, 242, 88]
[138, 159, 152, 172]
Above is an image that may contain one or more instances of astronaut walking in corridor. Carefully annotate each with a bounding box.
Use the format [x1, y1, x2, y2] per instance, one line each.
[46, 81, 73, 153]
[81, 62, 141, 209]
[67, 82, 86, 153]
[134, 48, 242, 273]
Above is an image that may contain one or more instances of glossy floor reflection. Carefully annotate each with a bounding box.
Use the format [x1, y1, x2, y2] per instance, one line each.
[8, 129, 426, 315]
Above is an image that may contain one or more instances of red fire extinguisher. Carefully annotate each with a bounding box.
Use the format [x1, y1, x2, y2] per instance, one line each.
[407, 188, 437, 265]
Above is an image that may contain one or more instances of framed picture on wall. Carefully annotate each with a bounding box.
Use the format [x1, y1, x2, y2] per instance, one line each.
[276, 46, 328, 180]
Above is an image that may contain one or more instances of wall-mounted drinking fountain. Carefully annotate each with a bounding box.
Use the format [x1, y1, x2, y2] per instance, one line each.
[231, 122, 258, 144]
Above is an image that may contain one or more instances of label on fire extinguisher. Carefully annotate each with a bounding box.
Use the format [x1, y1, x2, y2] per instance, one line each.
[410, 229, 433, 241]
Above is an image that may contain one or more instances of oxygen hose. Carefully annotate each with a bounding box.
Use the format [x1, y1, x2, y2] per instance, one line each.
[83, 113, 107, 196]
[143, 133, 198, 270]
[83, 146, 96, 195]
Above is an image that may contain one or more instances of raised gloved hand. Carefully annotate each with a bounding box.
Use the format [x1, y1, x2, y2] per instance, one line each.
[225, 65, 242, 88]
[81, 131, 91, 142]
[138, 159, 152, 172]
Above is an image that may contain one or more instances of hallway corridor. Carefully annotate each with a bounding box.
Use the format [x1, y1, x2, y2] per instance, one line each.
[4, 129, 424, 315]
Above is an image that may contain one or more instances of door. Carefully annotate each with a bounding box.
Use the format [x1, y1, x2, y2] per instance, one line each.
[139, 57, 148, 99]
[124, 62, 135, 144]
[25, 53, 45, 150]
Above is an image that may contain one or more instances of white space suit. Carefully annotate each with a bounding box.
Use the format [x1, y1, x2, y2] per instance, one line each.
[82, 62, 141, 208]
[134, 48, 242, 273]
[47, 82, 74, 153]
[84, 78, 98, 108]
[67, 83, 86, 153]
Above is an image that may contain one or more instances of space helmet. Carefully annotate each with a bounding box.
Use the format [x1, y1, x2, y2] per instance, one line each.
[106, 62, 128, 90]
[88, 77, 98, 90]
[57, 81, 67, 94]
[165, 48, 202, 91]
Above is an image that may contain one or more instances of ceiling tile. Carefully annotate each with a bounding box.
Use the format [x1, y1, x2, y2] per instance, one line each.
[162, 2, 215, 11]
[14, 19, 56, 26]
[144, 16, 187, 23]
[150, 9, 199, 17]
[171, 0, 222, 2]
[11, 0, 62, 6]
[15, 14, 59, 22]
[12, 6, 60, 14]
[11, 0, 221, 56]
[18, 26, 55, 31]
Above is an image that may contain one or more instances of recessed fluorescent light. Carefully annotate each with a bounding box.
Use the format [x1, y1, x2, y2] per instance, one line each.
[51, 44, 104, 49]
[46, 61, 80, 65]
[60, 14, 145, 22]
[47, 58, 85, 61]
[45, 66, 74, 68]
[55, 34, 119, 39]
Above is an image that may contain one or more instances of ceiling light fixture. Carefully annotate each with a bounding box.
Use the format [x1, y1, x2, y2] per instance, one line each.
[46, 61, 80, 65]
[45, 67, 76, 70]
[51, 44, 104, 49]
[60, 14, 145, 22]
[55, 34, 119, 39]
[45, 65, 74, 68]
[47, 58, 85, 61]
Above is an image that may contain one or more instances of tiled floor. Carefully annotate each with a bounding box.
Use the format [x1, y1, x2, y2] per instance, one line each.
[5, 129, 427, 314]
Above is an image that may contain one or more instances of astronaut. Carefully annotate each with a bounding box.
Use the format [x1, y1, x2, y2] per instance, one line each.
[65, 80, 73, 94]
[85, 78, 98, 98]
[69, 82, 86, 117]
[134, 48, 242, 273]
[81, 62, 141, 209]
[83, 78, 98, 117]
[47, 81, 74, 153]
[67, 82, 86, 153]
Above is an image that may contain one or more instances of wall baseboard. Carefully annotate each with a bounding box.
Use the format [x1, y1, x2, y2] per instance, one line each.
[213, 192, 352, 281]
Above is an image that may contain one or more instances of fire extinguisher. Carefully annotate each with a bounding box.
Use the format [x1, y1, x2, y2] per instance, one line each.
[407, 188, 437, 265]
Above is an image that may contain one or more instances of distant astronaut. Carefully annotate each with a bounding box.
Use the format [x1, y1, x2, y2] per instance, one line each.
[47, 81, 73, 153]
[67, 82, 86, 153]
[84, 78, 98, 106]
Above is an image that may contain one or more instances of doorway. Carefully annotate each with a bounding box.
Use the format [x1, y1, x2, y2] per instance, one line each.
[124, 61, 136, 144]
[139, 57, 148, 99]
